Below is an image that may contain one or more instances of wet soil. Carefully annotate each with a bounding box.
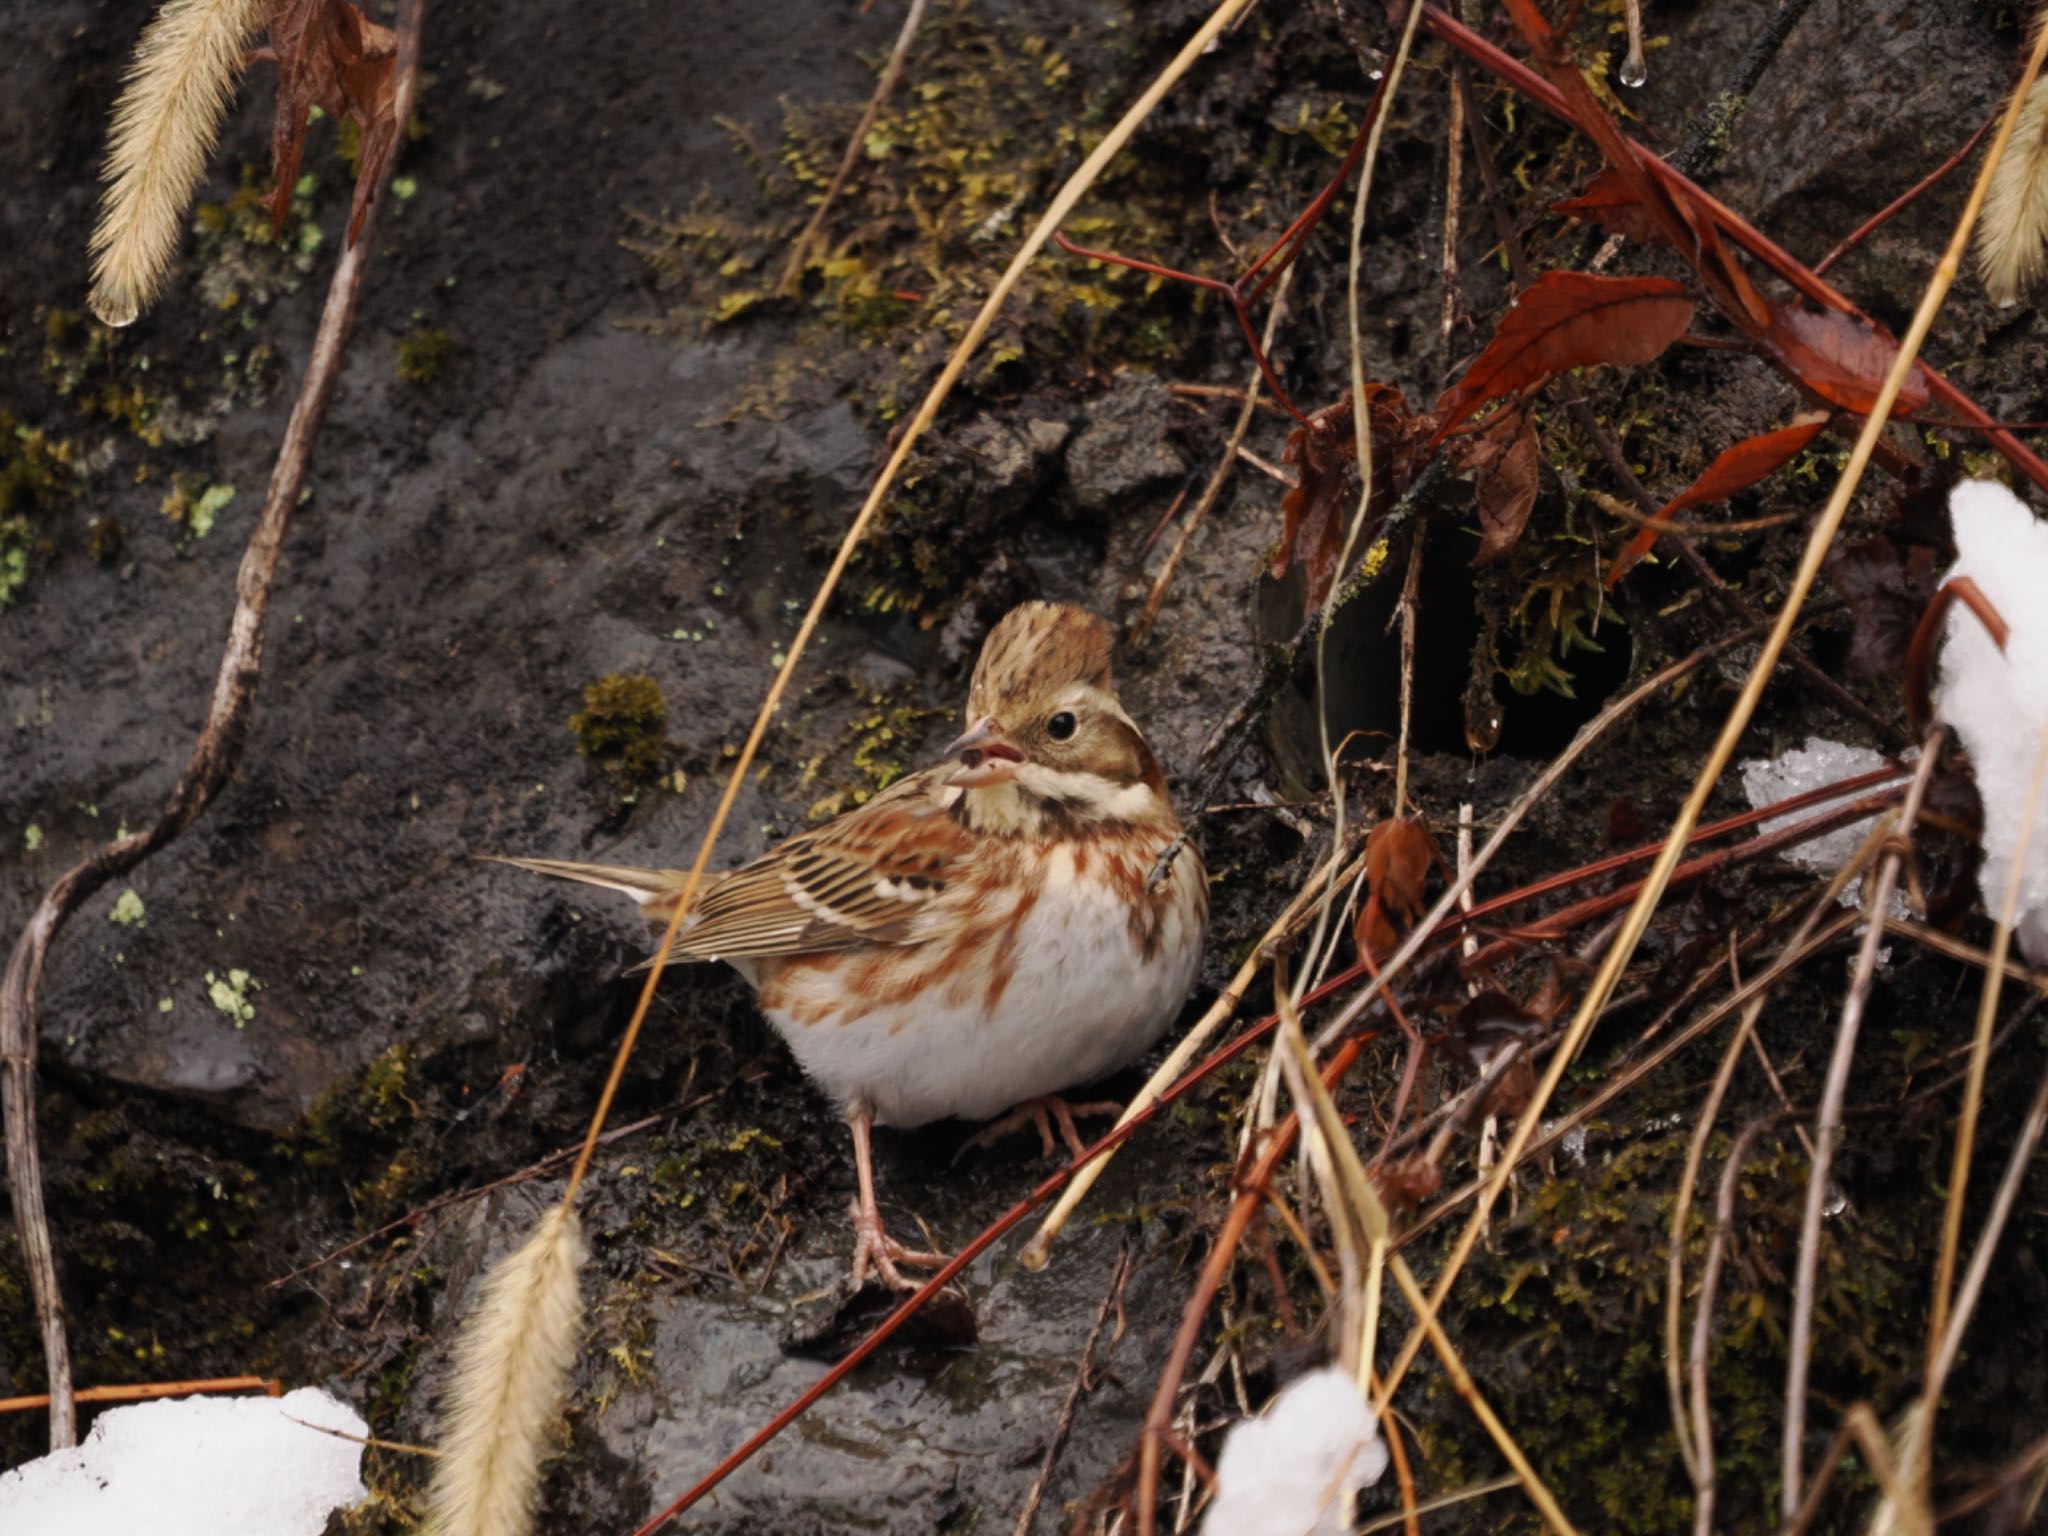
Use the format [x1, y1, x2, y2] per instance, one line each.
[5, 1, 2048, 1532]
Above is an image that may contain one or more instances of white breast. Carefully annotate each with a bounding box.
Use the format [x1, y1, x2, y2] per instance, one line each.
[756, 840, 1206, 1128]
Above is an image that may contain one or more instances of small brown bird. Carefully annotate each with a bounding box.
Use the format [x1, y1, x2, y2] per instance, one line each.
[507, 602, 1208, 1287]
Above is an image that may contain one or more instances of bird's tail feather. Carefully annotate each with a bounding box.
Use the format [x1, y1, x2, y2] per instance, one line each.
[489, 855, 684, 916]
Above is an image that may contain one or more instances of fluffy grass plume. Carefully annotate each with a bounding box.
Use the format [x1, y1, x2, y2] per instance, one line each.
[426, 1204, 587, 1536]
[1980, 72, 2048, 306]
[89, 0, 267, 327]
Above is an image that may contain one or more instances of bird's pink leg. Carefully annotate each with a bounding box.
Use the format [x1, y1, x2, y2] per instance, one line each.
[846, 1105, 947, 1291]
[961, 1095, 1124, 1162]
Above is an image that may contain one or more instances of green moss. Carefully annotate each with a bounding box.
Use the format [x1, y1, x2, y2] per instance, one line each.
[291, 1044, 419, 1169]
[159, 473, 237, 539]
[0, 517, 31, 609]
[395, 325, 453, 384]
[628, 2, 1203, 407]
[570, 672, 671, 786]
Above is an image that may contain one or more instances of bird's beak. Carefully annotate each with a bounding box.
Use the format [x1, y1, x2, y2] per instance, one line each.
[946, 715, 1024, 787]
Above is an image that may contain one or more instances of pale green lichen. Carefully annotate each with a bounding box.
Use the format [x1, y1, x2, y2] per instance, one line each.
[23, 824, 42, 852]
[109, 889, 145, 927]
[205, 968, 259, 1027]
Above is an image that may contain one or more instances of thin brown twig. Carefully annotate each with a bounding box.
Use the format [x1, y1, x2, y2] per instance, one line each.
[1010, 1243, 1135, 1536]
[1133, 266, 1295, 645]
[1782, 731, 1946, 1516]
[1814, 103, 2001, 276]
[1690, 1116, 1789, 1535]
[1379, 0, 2048, 1428]
[0, 1, 423, 1451]
[777, 0, 930, 294]
[264, 1106, 683, 1291]
[1667, 825, 1887, 1504]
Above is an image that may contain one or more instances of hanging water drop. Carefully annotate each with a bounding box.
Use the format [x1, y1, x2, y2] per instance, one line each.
[1618, 50, 1648, 89]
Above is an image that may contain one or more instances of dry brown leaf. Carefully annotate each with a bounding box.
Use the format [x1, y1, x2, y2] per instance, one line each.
[266, 0, 398, 244]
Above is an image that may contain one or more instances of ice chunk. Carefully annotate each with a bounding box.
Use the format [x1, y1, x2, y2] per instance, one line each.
[0, 1387, 366, 1536]
[1938, 480, 2048, 961]
[1738, 737, 1893, 878]
[1204, 1366, 1387, 1535]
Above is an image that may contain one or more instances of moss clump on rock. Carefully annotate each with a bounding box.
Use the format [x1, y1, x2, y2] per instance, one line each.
[395, 325, 452, 384]
[570, 672, 671, 786]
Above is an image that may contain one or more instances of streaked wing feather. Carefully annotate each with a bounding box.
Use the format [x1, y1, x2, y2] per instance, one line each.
[677, 770, 964, 960]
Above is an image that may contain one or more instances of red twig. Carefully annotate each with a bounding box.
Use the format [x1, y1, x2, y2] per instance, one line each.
[1134, 1035, 1372, 1536]
[1905, 575, 2010, 733]
[624, 761, 1908, 1531]
[1053, 33, 1416, 428]
[627, 992, 1385, 1535]
[1421, 5, 2048, 495]
[1814, 104, 2001, 277]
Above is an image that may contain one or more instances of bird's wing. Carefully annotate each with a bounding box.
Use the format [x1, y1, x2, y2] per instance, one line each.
[678, 768, 971, 959]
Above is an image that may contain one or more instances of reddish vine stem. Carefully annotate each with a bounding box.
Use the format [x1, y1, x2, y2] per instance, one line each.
[1134, 1034, 1372, 1536]
[627, 1002, 1387, 1534]
[1904, 575, 2009, 734]
[1054, 33, 1416, 427]
[1420, 4, 2048, 495]
[1814, 104, 2000, 277]
[0, 2, 423, 1450]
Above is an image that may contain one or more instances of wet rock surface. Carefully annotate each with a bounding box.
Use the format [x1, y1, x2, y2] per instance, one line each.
[6, 1, 2048, 1532]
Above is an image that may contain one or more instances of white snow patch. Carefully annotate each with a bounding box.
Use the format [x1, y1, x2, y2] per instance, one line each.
[0, 1387, 367, 1536]
[1204, 1366, 1387, 1536]
[1938, 479, 2048, 962]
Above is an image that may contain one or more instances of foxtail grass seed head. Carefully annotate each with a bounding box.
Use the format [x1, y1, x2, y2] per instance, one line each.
[426, 1204, 587, 1536]
[1979, 74, 2048, 307]
[89, 0, 267, 327]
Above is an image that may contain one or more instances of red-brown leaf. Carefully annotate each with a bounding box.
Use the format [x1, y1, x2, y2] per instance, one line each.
[266, 0, 398, 245]
[1355, 815, 1433, 963]
[1452, 409, 1541, 566]
[1272, 386, 1430, 615]
[1607, 411, 1828, 584]
[1436, 272, 1697, 435]
[1760, 305, 1931, 415]
[1367, 816, 1432, 923]
[1552, 168, 1667, 247]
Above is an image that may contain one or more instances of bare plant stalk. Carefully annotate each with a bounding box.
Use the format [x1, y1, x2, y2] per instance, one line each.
[1, 2, 422, 1451]
[1292, 0, 1427, 1016]
[1688, 1115, 1779, 1536]
[776, 0, 929, 295]
[1780, 736, 1945, 1517]
[1664, 816, 1888, 1500]
[1009, 1243, 1134, 1536]
[1865, 722, 2048, 1533]
[1132, 265, 1295, 646]
[1376, 8, 2048, 1426]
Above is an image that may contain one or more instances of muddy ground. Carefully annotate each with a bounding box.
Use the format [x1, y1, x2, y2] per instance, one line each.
[5, 1, 2048, 1531]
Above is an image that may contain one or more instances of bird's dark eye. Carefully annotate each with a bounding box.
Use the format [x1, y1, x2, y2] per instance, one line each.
[1047, 711, 1078, 741]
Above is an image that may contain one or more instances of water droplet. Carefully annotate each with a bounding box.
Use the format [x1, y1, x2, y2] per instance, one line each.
[90, 289, 139, 328]
[1822, 1183, 1848, 1219]
[1618, 53, 1648, 89]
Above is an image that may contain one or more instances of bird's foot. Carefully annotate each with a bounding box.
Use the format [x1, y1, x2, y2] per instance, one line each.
[960, 1095, 1124, 1164]
[847, 1199, 948, 1292]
